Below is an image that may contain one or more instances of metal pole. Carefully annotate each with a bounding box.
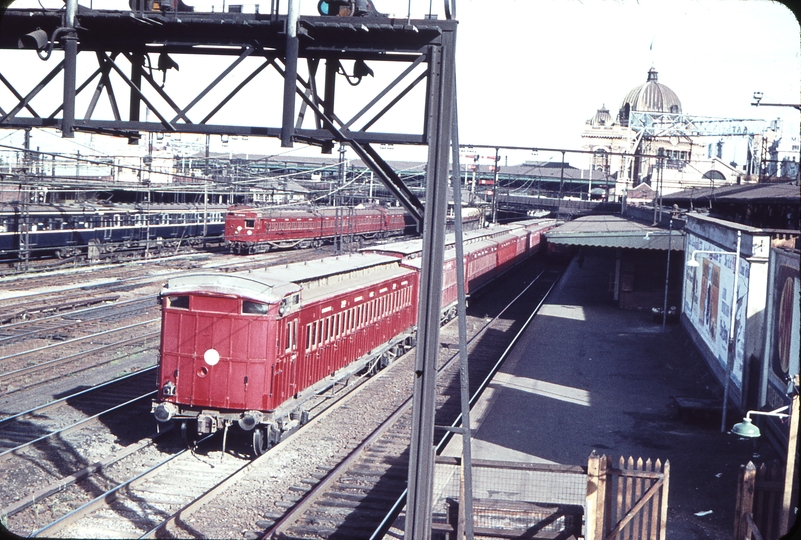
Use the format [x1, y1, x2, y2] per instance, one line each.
[661, 219, 672, 332]
[491, 147, 499, 224]
[62, 0, 78, 138]
[281, 0, 299, 147]
[449, 76, 474, 540]
[780, 376, 799, 535]
[406, 30, 456, 539]
[721, 230, 742, 433]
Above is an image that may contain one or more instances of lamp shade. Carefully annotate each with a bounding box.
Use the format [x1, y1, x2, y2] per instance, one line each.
[732, 417, 761, 438]
[18, 29, 49, 51]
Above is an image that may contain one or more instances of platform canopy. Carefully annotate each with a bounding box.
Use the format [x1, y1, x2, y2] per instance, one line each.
[545, 215, 684, 251]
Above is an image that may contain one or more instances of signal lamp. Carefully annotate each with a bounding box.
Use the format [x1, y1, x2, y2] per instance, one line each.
[318, 0, 351, 16]
[318, 0, 382, 16]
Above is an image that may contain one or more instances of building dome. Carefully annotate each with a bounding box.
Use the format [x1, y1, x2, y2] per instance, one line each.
[587, 105, 612, 126]
[618, 68, 682, 126]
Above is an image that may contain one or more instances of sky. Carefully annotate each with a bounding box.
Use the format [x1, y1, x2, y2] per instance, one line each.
[0, 0, 799, 169]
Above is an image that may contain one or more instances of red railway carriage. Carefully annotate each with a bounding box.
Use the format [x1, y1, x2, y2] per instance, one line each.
[521, 218, 559, 251]
[225, 204, 408, 254]
[153, 253, 418, 455]
[153, 217, 558, 457]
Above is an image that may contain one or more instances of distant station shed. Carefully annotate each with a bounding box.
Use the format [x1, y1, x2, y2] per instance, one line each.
[545, 215, 685, 311]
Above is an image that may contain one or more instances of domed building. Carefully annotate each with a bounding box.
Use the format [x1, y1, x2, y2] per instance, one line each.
[582, 67, 767, 200]
[618, 67, 682, 126]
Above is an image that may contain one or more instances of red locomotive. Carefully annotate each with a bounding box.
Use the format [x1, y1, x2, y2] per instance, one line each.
[224, 204, 411, 254]
[152, 218, 558, 455]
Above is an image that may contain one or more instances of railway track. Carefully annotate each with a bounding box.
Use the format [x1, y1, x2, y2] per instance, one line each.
[70, 256, 564, 540]
[0, 246, 349, 402]
[0, 368, 157, 458]
[0, 319, 160, 397]
[0, 237, 469, 538]
[0, 368, 162, 533]
[261, 263, 565, 539]
[0, 298, 152, 346]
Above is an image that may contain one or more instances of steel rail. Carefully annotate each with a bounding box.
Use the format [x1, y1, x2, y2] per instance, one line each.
[138, 447, 254, 539]
[0, 431, 166, 518]
[0, 365, 156, 424]
[0, 321, 159, 380]
[29, 430, 218, 538]
[370, 267, 563, 540]
[29, 447, 191, 538]
[0, 339, 157, 397]
[0, 390, 156, 460]
[0, 297, 155, 344]
[0, 318, 158, 364]
[265, 265, 557, 539]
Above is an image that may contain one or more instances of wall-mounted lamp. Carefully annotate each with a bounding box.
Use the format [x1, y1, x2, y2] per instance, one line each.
[338, 59, 374, 86]
[17, 29, 49, 51]
[731, 405, 790, 438]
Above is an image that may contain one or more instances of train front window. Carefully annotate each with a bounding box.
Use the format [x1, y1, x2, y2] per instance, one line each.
[167, 296, 189, 309]
[243, 301, 270, 314]
[245, 219, 255, 228]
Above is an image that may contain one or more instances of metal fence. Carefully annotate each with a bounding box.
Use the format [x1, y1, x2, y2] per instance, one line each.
[431, 456, 586, 539]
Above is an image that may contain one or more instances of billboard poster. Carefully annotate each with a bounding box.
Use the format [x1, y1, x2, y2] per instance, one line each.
[765, 253, 800, 412]
[683, 236, 749, 389]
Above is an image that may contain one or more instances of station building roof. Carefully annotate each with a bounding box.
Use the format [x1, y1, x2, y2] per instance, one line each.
[545, 215, 684, 251]
[663, 182, 800, 205]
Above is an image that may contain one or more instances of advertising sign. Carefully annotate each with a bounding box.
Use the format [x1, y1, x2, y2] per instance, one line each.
[683, 236, 749, 389]
[765, 251, 800, 412]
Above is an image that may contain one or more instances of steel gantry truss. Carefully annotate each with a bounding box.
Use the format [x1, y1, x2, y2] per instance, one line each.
[0, 2, 461, 226]
[629, 111, 767, 138]
[1, 2, 459, 538]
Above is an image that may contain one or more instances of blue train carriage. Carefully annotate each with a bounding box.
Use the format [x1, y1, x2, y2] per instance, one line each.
[0, 202, 227, 259]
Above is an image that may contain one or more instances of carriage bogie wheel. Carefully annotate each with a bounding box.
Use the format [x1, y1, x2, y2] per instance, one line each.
[252, 426, 270, 457]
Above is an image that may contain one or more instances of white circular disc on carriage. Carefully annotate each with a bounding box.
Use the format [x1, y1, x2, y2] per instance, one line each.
[204, 348, 220, 366]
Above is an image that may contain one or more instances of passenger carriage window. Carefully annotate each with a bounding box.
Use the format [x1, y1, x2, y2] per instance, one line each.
[243, 301, 270, 314]
[285, 321, 293, 353]
[306, 323, 312, 351]
[167, 296, 189, 309]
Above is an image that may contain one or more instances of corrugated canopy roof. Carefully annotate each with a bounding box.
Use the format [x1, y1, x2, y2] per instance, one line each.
[546, 215, 684, 250]
[663, 182, 799, 205]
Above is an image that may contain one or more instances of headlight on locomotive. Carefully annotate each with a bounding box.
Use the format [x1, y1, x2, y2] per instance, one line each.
[238, 410, 264, 431]
[153, 401, 178, 422]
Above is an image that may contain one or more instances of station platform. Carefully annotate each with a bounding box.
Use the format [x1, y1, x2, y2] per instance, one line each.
[438, 247, 779, 539]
